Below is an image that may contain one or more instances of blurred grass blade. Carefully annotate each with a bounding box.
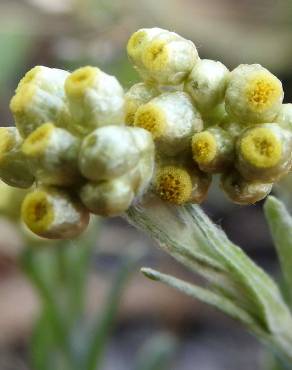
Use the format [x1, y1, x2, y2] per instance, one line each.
[85, 254, 140, 370]
[264, 196, 292, 304]
[133, 333, 177, 370]
[142, 268, 259, 329]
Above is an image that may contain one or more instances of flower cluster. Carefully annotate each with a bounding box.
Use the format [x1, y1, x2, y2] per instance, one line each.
[126, 28, 292, 206]
[0, 27, 292, 239]
[0, 65, 154, 238]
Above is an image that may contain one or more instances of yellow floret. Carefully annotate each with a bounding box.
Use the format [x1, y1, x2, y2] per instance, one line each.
[240, 127, 282, 168]
[134, 103, 166, 139]
[192, 132, 217, 164]
[17, 66, 42, 91]
[22, 122, 54, 157]
[142, 40, 169, 72]
[0, 128, 16, 162]
[65, 66, 97, 97]
[21, 191, 54, 234]
[127, 30, 149, 60]
[245, 73, 282, 112]
[155, 166, 192, 204]
[10, 84, 36, 114]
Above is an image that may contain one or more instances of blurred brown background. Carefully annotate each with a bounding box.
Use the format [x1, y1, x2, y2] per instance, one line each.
[1, 0, 292, 369]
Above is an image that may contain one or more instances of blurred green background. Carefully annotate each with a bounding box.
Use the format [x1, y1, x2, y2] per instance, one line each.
[1, 0, 292, 369]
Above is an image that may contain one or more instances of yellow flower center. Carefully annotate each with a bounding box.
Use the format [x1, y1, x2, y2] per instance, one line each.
[21, 191, 54, 234]
[10, 84, 36, 114]
[17, 66, 42, 91]
[246, 74, 282, 112]
[134, 103, 166, 139]
[142, 40, 169, 72]
[155, 166, 192, 204]
[22, 122, 55, 157]
[192, 131, 217, 164]
[127, 30, 148, 60]
[240, 127, 282, 168]
[65, 66, 97, 97]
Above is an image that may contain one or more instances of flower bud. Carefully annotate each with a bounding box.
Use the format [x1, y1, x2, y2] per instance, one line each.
[127, 27, 165, 69]
[236, 123, 292, 182]
[225, 64, 283, 124]
[65, 66, 124, 136]
[79, 125, 143, 181]
[185, 59, 229, 113]
[154, 165, 193, 204]
[141, 32, 199, 85]
[127, 128, 155, 196]
[22, 123, 80, 186]
[10, 67, 69, 137]
[192, 127, 234, 173]
[0, 127, 34, 188]
[80, 177, 134, 216]
[21, 187, 90, 239]
[221, 170, 273, 205]
[125, 83, 158, 125]
[134, 92, 203, 156]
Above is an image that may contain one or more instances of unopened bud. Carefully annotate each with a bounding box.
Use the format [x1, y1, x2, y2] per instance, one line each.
[22, 123, 80, 186]
[192, 127, 234, 173]
[221, 170, 273, 205]
[236, 123, 292, 182]
[135, 92, 202, 156]
[21, 187, 90, 239]
[0, 127, 34, 188]
[65, 66, 124, 136]
[225, 64, 283, 124]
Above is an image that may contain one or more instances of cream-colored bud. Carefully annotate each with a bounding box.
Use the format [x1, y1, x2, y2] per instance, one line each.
[21, 187, 90, 239]
[236, 123, 292, 182]
[80, 177, 134, 216]
[79, 125, 143, 181]
[10, 67, 69, 137]
[185, 59, 229, 113]
[221, 170, 273, 205]
[22, 123, 80, 186]
[276, 104, 292, 131]
[0, 127, 34, 188]
[127, 128, 155, 196]
[135, 92, 203, 156]
[141, 32, 199, 85]
[225, 64, 283, 124]
[125, 83, 158, 125]
[192, 127, 234, 173]
[65, 66, 124, 136]
[220, 120, 244, 138]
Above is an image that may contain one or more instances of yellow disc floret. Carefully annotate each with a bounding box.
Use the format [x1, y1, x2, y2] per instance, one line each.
[127, 30, 149, 60]
[245, 73, 282, 112]
[192, 132, 217, 164]
[10, 84, 36, 114]
[21, 191, 54, 234]
[240, 127, 282, 168]
[65, 66, 97, 97]
[0, 128, 16, 162]
[134, 103, 166, 139]
[142, 40, 169, 72]
[22, 122, 54, 157]
[155, 166, 192, 204]
[17, 66, 42, 91]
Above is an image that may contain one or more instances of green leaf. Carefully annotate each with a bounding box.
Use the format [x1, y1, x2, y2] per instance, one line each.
[264, 196, 292, 305]
[133, 333, 177, 370]
[142, 268, 259, 329]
